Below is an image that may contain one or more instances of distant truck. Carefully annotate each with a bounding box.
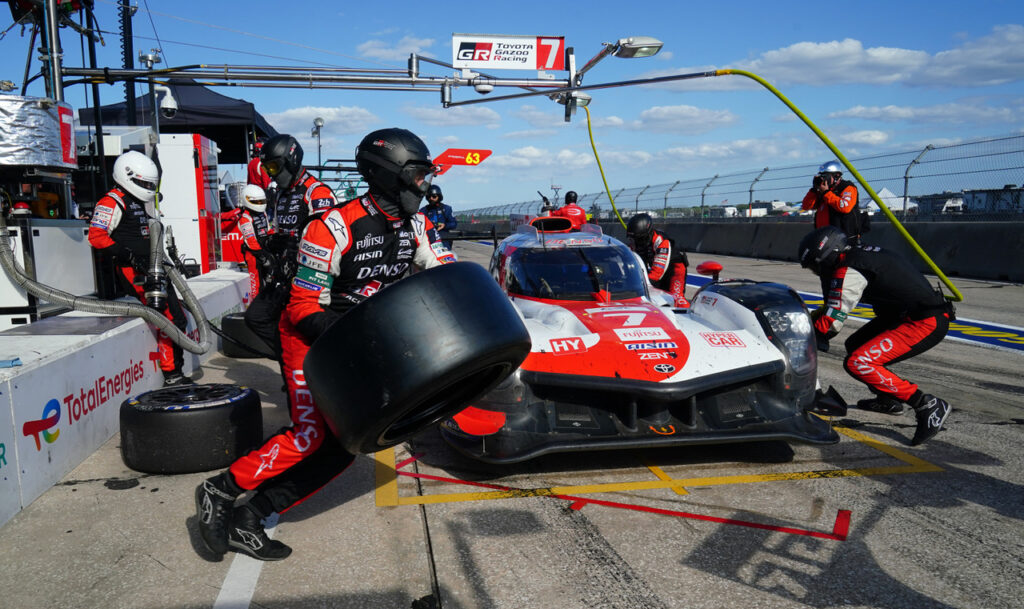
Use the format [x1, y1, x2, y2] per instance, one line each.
[709, 206, 739, 218]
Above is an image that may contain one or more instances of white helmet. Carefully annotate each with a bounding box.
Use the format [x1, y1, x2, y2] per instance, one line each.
[242, 184, 267, 213]
[113, 151, 160, 202]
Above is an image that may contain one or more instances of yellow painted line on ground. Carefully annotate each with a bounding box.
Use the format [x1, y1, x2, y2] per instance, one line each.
[374, 424, 942, 507]
[644, 462, 689, 495]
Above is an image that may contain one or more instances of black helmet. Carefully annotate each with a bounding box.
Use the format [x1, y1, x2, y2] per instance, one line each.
[626, 212, 654, 241]
[798, 226, 848, 275]
[356, 128, 434, 218]
[426, 184, 443, 203]
[261, 134, 303, 188]
[565, 190, 578, 205]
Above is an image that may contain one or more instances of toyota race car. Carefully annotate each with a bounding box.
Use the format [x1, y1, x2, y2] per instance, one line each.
[439, 216, 839, 463]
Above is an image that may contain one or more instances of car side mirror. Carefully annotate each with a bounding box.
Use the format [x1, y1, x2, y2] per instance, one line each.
[696, 261, 723, 282]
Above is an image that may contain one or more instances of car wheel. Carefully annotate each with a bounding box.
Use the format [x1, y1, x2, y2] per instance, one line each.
[304, 262, 531, 454]
[120, 384, 263, 474]
[220, 312, 272, 358]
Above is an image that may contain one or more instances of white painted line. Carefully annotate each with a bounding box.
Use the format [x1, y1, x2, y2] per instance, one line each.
[212, 513, 279, 609]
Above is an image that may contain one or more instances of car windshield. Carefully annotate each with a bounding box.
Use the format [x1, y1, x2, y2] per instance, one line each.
[507, 245, 646, 301]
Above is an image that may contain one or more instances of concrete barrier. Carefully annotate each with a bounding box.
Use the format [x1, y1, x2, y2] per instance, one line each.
[601, 221, 1024, 283]
[0, 269, 249, 527]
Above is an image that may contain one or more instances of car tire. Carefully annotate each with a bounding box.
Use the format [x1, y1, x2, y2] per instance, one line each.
[120, 384, 263, 474]
[220, 312, 271, 358]
[304, 262, 531, 454]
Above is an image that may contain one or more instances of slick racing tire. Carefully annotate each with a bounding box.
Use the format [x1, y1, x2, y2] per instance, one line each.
[304, 262, 531, 454]
[120, 384, 263, 474]
[220, 312, 272, 359]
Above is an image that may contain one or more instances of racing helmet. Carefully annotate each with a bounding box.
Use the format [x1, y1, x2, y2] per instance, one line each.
[356, 128, 434, 218]
[565, 190, 578, 205]
[242, 184, 267, 213]
[112, 150, 160, 202]
[817, 160, 842, 176]
[798, 225, 848, 275]
[626, 212, 654, 241]
[261, 134, 304, 188]
[426, 184, 443, 203]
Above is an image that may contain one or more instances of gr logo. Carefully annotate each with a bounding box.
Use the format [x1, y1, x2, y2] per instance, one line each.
[22, 398, 61, 451]
[457, 42, 492, 62]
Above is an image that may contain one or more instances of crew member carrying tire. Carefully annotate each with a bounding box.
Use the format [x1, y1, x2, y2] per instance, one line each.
[243, 134, 337, 362]
[88, 151, 192, 386]
[194, 127, 453, 562]
[626, 212, 690, 308]
[238, 185, 275, 299]
[798, 226, 954, 445]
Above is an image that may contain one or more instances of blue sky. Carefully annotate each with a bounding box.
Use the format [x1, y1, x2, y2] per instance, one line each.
[3, 0, 1022, 211]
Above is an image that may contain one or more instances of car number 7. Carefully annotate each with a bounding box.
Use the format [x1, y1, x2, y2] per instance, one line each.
[599, 312, 647, 327]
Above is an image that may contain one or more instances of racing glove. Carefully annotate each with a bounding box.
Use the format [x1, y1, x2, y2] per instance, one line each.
[295, 310, 341, 342]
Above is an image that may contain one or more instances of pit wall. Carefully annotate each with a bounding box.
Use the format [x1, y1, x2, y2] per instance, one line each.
[598, 221, 1024, 283]
[0, 269, 249, 528]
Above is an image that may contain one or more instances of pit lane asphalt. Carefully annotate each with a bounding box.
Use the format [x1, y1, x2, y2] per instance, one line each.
[0, 241, 1020, 609]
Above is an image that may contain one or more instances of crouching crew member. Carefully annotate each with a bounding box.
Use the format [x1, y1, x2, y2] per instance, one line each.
[626, 212, 690, 308]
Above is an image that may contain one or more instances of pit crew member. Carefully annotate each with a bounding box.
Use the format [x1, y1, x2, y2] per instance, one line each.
[552, 190, 587, 230]
[798, 225, 953, 445]
[419, 184, 458, 250]
[88, 151, 191, 386]
[194, 128, 452, 561]
[801, 160, 869, 244]
[238, 184, 275, 298]
[626, 212, 690, 308]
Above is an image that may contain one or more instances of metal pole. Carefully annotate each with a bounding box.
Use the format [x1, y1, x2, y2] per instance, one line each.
[749, 167, 768, 218]
[120, 0, 137, 125]
[700, 175, 718, 223]
[635, 185, 649, 214]
[44, 0, 63, 100]
[20, 25, 37, 96]
[85, 2, 107, 192]
[904, 144, 933, 217]
[663, 180, 680, 217]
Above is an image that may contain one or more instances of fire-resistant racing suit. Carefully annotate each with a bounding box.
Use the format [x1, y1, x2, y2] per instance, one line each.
[238, 206, 274, 299]
[244, 169, 336, 359]
[227, 194, 454, 515]
[802, 178, 867, 243]
[88, 186, 188, 377]
[813, 244, 953, 403]
[552, 203, 587, 230]
[633, 228, 690, 307]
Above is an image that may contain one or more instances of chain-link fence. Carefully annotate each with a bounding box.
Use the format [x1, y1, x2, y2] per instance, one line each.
[459, 134, 1024, 222]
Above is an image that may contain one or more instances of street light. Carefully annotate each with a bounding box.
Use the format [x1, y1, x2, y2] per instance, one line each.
[574, 36, 664, 86]
[311, 116, 324, 177]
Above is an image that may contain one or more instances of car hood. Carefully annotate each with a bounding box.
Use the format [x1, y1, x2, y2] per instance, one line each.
[512, 297, 782, 384]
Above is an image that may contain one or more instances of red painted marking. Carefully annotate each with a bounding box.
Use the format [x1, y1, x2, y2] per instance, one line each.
[394, 453, 424, 471]
[396, 470, 850, 541]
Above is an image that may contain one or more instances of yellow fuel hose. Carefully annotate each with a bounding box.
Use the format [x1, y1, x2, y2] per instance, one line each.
[715, 69, 962, 302]
[584, 105, 628, 230]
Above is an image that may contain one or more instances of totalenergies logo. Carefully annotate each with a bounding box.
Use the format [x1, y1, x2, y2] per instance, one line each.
[22, 398, 62, 451]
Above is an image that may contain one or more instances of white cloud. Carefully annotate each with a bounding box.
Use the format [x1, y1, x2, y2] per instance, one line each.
[641, 25, 1024, 91]
[635, 105, 738, 134]
[502, 129, 558, 139]
[829, 102, 1019, 124]
[836, 130, 889, 146]
[263, 105, 378, 136]
[662, 136, 806, 162]
[512, 105, 571, 129]
[489, 146, 592, 170]
[435, 135, 460, 145]
[357, 36, 435, 61]
[403, 105, 501, 127]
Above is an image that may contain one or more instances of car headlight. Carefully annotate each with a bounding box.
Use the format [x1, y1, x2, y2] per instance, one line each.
[762, 308, 816, 375]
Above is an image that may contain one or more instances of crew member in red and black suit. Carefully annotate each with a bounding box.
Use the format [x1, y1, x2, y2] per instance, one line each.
[798, 226, 954, 445]
[625, 212, 690, 308]
[551, 190, 587, 230]
[243, 134, 336, 362]
[194, 128, 452, 561]
[237, 184, 274, 299]
[802, 160, 868, 244]
[88, 151, 191, 386]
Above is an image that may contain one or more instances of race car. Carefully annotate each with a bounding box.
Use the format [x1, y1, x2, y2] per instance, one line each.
[439, 216, 840, 463]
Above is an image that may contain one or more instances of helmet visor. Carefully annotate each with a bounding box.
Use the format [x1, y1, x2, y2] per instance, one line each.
[263, 159, 282, 177]
[131, 176, 158, 192]
[398, 164, 434, 193]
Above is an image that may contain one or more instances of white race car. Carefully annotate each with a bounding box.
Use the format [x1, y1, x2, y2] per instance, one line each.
[440, 217, 839, 463]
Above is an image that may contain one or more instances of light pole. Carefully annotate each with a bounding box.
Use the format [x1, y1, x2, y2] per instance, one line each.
[311, 117, 324, 177]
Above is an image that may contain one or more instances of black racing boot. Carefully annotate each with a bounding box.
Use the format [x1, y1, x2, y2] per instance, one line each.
[228, 505, 292, 561]
[163, 370, 195, 386]
[911, 393, 951, 445]
[856, 394, 905, 415]
[195, 472, 242, 556]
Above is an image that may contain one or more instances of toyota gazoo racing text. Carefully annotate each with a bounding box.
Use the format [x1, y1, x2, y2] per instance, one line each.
[440, 216, 838, 463]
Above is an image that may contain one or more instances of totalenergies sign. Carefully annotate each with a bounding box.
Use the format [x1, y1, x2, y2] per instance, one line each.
[452, 34, 565, 71]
